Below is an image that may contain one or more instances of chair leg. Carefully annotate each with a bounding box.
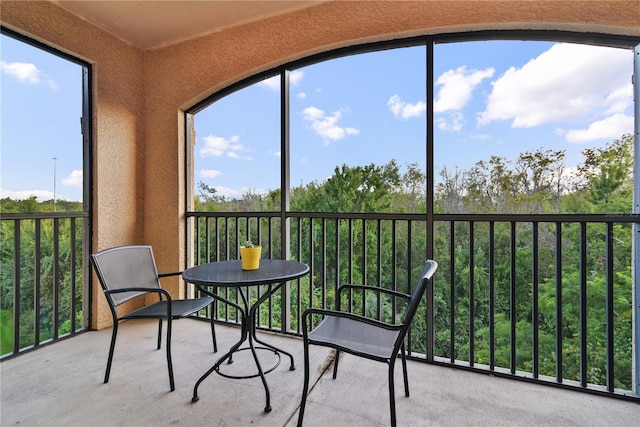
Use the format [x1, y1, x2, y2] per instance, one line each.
[166, 317, 175, 391]
[401, 343, 409, 397]
[157, 319, 163, 350]
[388, 358, 397, 427]
[104, 321, 118, 383]
[332, 350, 340, 379]
[297, 339, 311, 427]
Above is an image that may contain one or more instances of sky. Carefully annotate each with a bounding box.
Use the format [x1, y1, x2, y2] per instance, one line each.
[193, 40, 635, 199]
[1, 34, 83, 202]
[1, 35, 636, 203]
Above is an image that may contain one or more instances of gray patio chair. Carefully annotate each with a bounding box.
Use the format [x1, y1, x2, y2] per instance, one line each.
[91, 245, 217, 391]
[297, 260, 438, 427]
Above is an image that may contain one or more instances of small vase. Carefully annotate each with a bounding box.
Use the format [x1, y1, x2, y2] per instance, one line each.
[240, 246, 262, 270]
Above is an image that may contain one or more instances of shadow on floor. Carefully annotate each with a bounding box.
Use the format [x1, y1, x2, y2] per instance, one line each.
[1, 319, 638, 426]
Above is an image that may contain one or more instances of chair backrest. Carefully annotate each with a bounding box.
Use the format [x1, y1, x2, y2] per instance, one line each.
[398, 260, 438, 337]
[91, 245, 161, 307]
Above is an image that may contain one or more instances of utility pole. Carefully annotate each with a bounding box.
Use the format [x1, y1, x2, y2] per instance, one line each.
[52, 157, 58, 212]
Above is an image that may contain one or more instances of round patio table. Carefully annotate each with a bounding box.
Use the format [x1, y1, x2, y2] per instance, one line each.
[182, 259, 310, 412]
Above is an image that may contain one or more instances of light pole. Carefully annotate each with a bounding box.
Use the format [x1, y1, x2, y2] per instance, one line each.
[52, 157, 58, 212]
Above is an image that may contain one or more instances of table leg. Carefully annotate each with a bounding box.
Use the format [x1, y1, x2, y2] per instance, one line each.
[239, 288, 277, 412]
[247, 317, 272, 412]
[249, 300, 296, 371]
[192, 304, 247, 402]
[191, 289, 247, 403]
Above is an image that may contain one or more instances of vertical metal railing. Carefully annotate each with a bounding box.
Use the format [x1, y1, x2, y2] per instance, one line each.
[186, 211, 638, 399]
[555, 221, 563, 382]
[1, 213, 89, 359]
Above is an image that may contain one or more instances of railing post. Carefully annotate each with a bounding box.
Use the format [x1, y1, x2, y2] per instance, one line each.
[12, 220, 21, 355]
[281, 69, 292, 333]
[425, 38, 435, 362]
[632, 42, 640, 397]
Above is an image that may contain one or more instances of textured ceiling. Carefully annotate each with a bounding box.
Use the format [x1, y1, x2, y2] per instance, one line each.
[54, 0, 323, 50]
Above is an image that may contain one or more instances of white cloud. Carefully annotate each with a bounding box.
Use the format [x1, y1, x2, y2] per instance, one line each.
[259, 70, 304, 90]
[387, 95, 426, 119]
[434, 66, 494, 112]
[241, 186, 269, 196]
[1, 61, 57, 89]
[303, 106, 323, 120]
[290, 70, 304, 85]
[604, 83, 633, 115]
[259, 76, 280, 90]
[437, 112, 466, 132]
[1, 188, 53, 201]
[204, 185, 269, 199]
[302, 106, 360, 144]
[388, 75, 485, 119]
[200, 135, 245, 157]
[297, 92, 307, 99]
[62, 169, 83, 188]
[1, 61, 40, 83]
[562, 113, 633, 143]
[212, 186, 243, 198]
[200, 169, 223, 178]
[478, 43, 631, 128]
[559, 166, 586, 190]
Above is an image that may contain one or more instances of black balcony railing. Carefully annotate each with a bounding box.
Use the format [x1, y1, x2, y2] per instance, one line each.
[2, 209, 637, 399]
[187, 210, 639, 400]
[0, 212, 89, 359]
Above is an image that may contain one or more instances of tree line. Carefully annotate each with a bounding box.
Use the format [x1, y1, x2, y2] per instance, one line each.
[195, 134, 635, 390]
[1, 197, 84, 355]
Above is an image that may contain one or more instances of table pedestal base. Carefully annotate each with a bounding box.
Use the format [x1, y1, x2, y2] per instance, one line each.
[191, 284, 295, 413]
[215, 346, 281, 379]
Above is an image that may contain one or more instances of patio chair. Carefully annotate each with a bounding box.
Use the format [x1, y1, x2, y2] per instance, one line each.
[91, 245, 217, 391]
[297, 260, 438, 427]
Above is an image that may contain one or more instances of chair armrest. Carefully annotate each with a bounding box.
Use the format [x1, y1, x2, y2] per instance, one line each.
[301, 307, 401, 337]
[104, 287, 172, 301]
[337, 284, 411, 301]
[105, 287, 173, 317]
[336, 284, 411, 315]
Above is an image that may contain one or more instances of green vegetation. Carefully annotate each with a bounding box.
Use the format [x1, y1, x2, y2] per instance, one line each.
[1, 135, 634, 390]
[195, 134, 635, 390]
[0, 196, 83, 214]
[1, 310, 13, 354]
[0, 198, 84, 356]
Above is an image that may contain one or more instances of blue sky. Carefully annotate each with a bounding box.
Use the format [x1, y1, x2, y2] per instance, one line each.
[1, 35, 635, 203]
[1, 34, 84, 202]
[193, 40, 634, 199]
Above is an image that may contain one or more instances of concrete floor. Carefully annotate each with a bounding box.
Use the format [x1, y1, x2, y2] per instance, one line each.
[1, 319, 638, 427]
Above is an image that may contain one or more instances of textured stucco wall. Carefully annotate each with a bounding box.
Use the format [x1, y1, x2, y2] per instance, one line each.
[2, 0, 639, 330]
[149, 0, 640, 108]
[144, 0, 640, 307]
[1, 1, 146, 329]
